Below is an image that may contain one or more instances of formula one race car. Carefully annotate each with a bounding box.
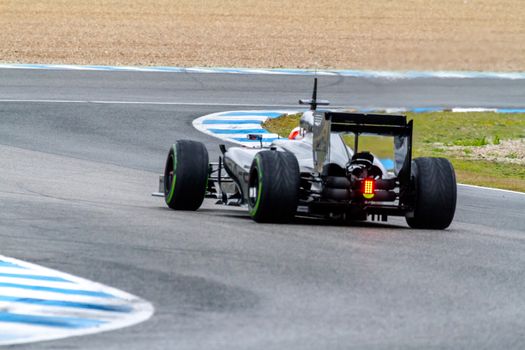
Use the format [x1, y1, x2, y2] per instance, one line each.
[155, 79, 457, 229]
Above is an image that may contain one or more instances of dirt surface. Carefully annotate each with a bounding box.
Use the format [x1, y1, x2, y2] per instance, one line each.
[0, 0, 524, 70]
[448, 139, 525, 165]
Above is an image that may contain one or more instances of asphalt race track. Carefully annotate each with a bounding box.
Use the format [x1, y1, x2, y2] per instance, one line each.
[1, 68, 525, 349]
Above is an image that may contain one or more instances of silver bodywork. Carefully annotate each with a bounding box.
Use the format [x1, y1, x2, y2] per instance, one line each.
[224, 132, 387, 176]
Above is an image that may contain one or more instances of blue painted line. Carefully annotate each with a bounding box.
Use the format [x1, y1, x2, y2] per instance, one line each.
[139, 66, 184, 72]
[346, 107, 525, 114]
[380, 159, 395, 169]
[81, 65, 105, 69]
[410, 107, 446, 113]
[0, 296, 131, 313]
[271, 68, 320, 75]
[208, 128, 269, 134]
[2, 64, 525, 80]
[231, 138, 279, 142]
[0, 282, 113, 298]
[84, 65, 122, 71]
[216, 68, 246, 74]
[0, 334, 20, 341]
[0, 261, 25, 269]
[202, 119, 264, 125]
[0, 311, 104, 329]
[356, 108, 377, 113]
[217, 111, 283, 117]
[0, 272, 71, 283]
[496, 108, 525, 113]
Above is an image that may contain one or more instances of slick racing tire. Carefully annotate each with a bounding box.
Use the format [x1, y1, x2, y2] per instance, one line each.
[248, 150, 300, 223]
[164, 140, 209, 210]
[406, 157, 457, 229]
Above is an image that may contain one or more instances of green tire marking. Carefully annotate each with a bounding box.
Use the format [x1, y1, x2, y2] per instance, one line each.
[166, 144, 177, 204]
[249, 155, 263, 216]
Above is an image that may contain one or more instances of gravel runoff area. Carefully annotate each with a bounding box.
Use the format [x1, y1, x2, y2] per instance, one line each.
[1, 0, 524, 71]
[449, 139, 525, 166]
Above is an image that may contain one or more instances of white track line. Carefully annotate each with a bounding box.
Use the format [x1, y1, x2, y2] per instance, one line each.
[1, 100, 524, 114]
[458, 184, 525, 196]
[0, 99, 304, 108]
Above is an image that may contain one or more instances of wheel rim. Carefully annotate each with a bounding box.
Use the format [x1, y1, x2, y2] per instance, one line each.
[248, 166, 259, 208]
[164, 152, 175, 198]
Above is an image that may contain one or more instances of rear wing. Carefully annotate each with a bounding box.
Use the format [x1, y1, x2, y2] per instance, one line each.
[312, 111, 413, 182]
[329, 112, 410, 135]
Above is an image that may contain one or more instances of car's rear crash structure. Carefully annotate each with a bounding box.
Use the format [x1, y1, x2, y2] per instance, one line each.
[155, 80, 457, 229]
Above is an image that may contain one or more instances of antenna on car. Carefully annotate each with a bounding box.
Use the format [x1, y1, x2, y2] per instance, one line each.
[299, 77, 330, 111]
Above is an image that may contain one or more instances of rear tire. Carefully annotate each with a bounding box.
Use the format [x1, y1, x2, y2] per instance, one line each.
[406, 157, 457, 229]
[164, 140, 209, 210]
[248, 151, 300, 223]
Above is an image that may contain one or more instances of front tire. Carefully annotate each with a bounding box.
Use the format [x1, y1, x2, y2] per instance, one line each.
[248, 151, 300, 223]
[406, 157, 457, 229]
[164, 140, 209, 210]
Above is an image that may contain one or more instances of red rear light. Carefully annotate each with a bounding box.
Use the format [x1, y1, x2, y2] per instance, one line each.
[363, 179, 375, 199]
